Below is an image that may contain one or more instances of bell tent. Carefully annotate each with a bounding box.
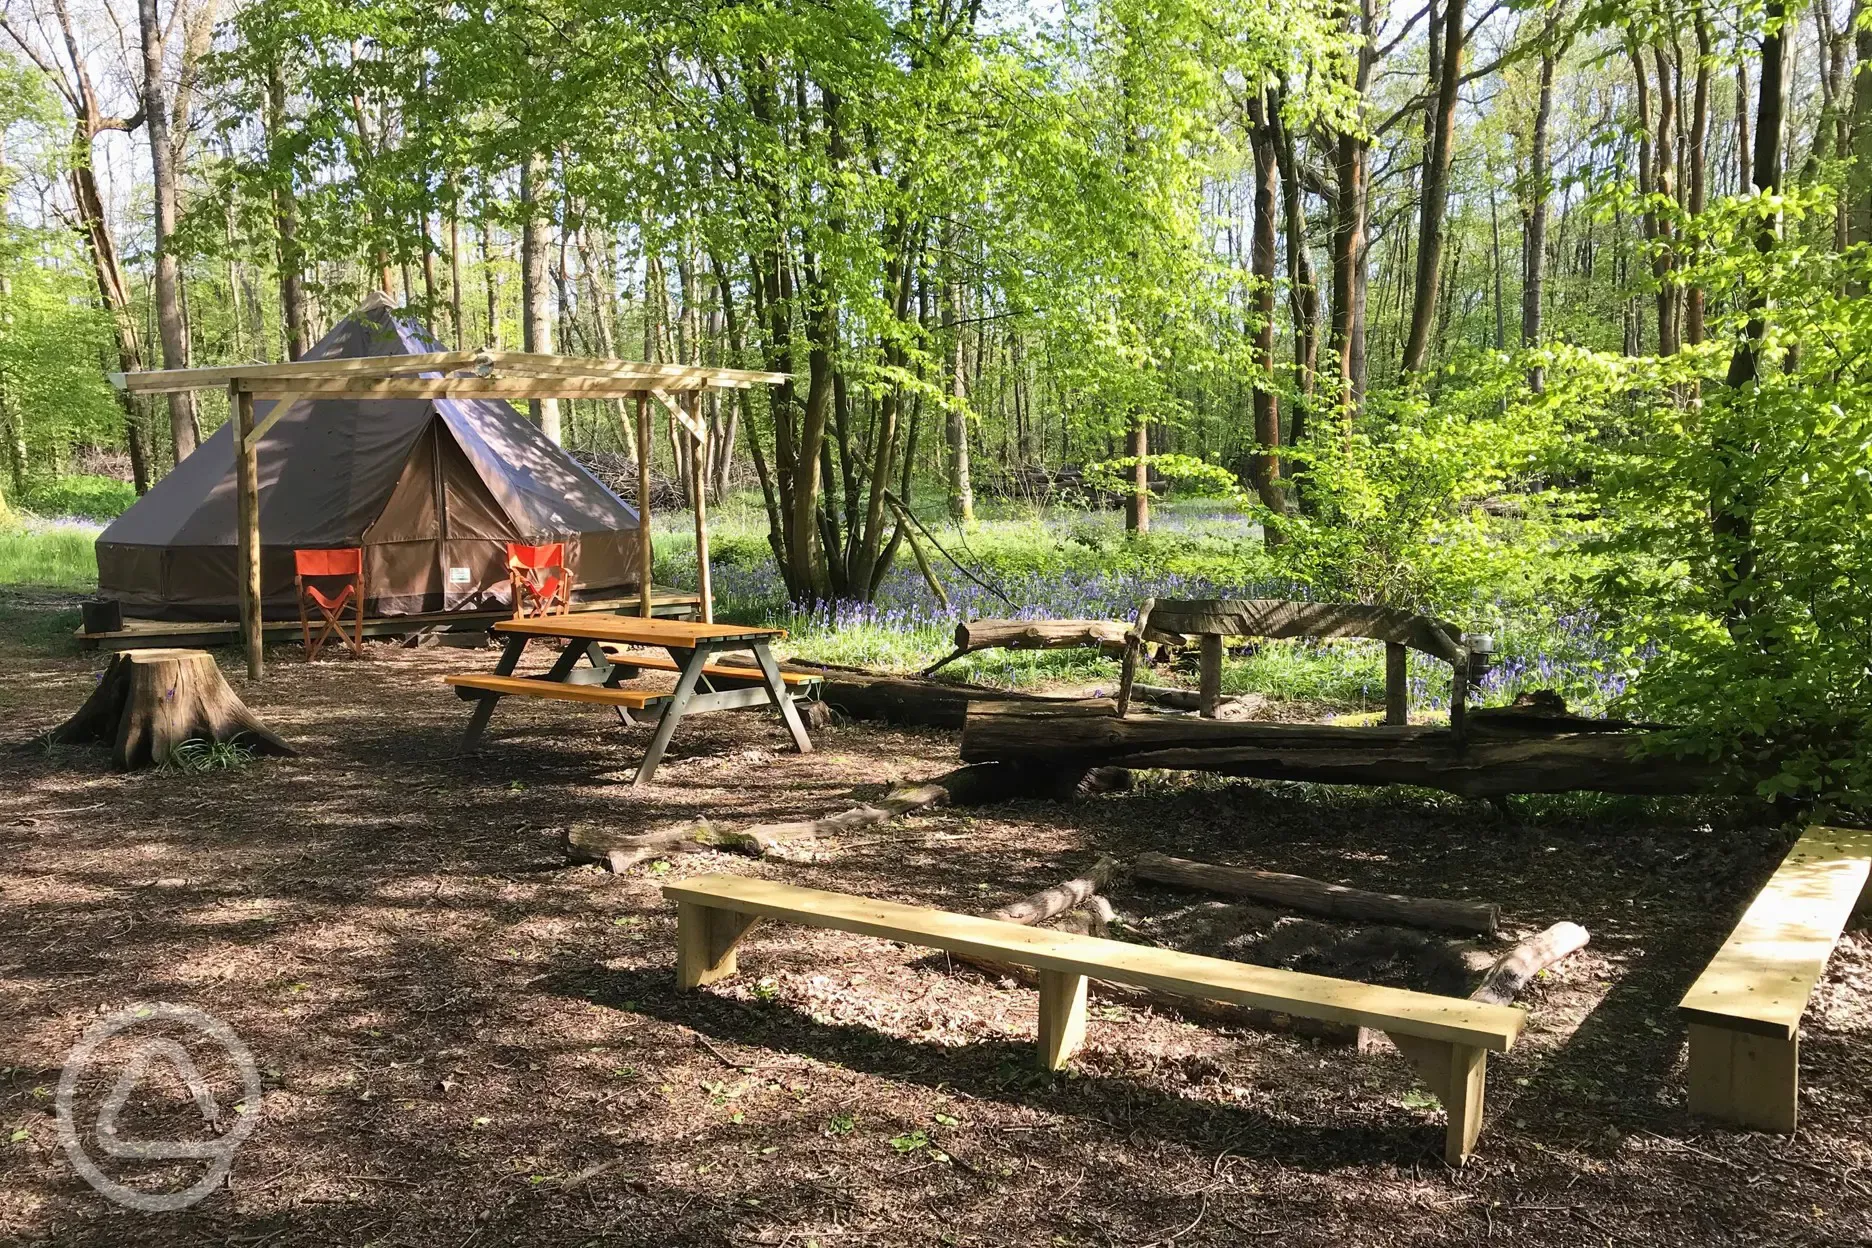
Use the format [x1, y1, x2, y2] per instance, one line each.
[97, 299, 643, 621]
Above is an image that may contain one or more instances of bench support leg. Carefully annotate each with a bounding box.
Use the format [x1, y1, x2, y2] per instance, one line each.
[675, 903, 761, 988]
[1198, 633, 1223, 718]
[1037, 969, 1089, 1070]
[1687, 1023, 1798, 1132]
[1387, 1032, 1489, 1165]
[460, 696, 499, 752]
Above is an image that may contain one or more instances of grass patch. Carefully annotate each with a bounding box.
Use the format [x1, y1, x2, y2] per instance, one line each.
[20, 474, 136, 521]
[0, 525, 100, 591]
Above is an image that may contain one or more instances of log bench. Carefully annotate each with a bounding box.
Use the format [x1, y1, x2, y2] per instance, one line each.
[664, 873, 1525, 1163]
[1678, 823, 1872, 1131]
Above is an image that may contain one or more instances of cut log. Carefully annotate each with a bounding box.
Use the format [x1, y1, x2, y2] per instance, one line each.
[1134, 852, 1499, 936]
[705, 656, 1058, 731]
[923, 619, 1130, 675]
[1052, 896, 1116, 937]
[563, 762, 1061, 872]
[959, 699, 1720, 798]
[983, 856, 1119, 925]
[34, 649, 295, 771]
[1469, 921, 1590, 1006]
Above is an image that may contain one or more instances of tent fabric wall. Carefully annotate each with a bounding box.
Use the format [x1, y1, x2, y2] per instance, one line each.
[96, 304, 643, 622]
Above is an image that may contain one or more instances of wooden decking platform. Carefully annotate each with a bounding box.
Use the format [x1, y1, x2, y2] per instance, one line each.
[76, 588, 703, 652]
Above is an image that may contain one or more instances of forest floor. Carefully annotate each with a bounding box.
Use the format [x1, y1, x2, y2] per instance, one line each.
[1, 587, 1869, 1247]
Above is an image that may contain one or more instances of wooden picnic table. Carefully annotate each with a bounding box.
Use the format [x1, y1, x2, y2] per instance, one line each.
[445, 613, 813, 785]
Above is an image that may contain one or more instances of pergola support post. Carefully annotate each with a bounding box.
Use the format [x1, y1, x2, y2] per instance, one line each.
[636, 392, 653, 618]
[231, 382, 264, 681]
[687, 394, 713, 623]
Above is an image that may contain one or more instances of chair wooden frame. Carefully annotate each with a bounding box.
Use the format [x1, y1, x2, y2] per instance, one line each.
[294, 547, 365, 660]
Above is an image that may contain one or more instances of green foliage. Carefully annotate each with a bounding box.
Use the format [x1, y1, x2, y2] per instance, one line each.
[1582, 188, 1872, 812]
[162, 738, 259, 774]
[1265, 350, 1596, 620]
[0, 525, 98, 589]
[20, 475, 136, 520]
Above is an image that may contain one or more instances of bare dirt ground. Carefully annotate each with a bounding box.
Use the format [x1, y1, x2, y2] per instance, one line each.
[2, 595, 1869, 1246]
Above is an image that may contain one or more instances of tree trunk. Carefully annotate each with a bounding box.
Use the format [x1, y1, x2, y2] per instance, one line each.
[1124, 412, 1149, 534]
[1402, 0, 1466, 375]
[1270, 89, 1319, 507]
[1685, 11, 1711, 346]
[943, 229, 974, 526]
[1522, 12, 1560, 390]
[519, 150, 560, 442]
[1852, 7, 1872, 255]
[36, 650, 294, 771]
[1245, 91, 1285, 535]
[137, 0, 199, 462]
[1716, 0, 1788, 620]
[266, 63, 308, 361]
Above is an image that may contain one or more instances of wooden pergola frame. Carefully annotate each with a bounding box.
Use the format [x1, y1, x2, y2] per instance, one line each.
[110, 349, 789, 680]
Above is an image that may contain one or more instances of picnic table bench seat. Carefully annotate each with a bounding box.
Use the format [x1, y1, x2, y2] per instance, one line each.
[1678, 823, 1872, 1130]
[444, 672, 673, 711]
[664, 873, 1525, 1164]
[599, 647, 822, 690]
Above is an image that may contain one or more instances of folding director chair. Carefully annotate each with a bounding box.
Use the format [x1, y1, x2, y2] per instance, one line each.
[508, 541, 573, 618]
[294, 547, 366, 660]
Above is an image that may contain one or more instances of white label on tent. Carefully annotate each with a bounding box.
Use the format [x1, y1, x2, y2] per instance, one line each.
[448, 566, 473, 585]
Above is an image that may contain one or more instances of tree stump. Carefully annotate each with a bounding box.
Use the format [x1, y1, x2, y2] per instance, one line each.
[40, 649, 295, 770]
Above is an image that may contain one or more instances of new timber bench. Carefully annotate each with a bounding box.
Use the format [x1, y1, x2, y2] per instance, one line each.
[1678, 823, 1872, 1131]
[664, 874, 1525, 1163]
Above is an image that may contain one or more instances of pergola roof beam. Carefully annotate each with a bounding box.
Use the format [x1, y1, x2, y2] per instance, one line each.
[110, 351, 789, 395]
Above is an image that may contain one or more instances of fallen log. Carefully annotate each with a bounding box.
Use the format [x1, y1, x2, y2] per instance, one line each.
[955, 861, 1361, 1044]
[924, 619, 1129, 676]
[707, 655, 1059, 731]
[983, 856, 1119, 925]
[959, 699, 1720, 798]
[563, 762, 1073, 871]
[1134, 852, 1499, 936]
[1469, 921, 1590, 1006]
[32, 649, 295, 770]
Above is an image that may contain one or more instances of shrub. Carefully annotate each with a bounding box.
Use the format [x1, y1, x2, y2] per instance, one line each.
[21, 474, 137, 521]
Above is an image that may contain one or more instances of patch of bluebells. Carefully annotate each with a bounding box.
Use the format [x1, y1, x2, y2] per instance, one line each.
[654, 507, 1634, 707]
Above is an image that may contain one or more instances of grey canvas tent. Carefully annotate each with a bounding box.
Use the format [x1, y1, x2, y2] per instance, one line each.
[97, 301, 643, 621]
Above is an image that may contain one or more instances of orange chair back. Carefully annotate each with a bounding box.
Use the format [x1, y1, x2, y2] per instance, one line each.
[296, 547, 363, 578]
[507, 541, 572, 618]
[506, 542, 566, 572]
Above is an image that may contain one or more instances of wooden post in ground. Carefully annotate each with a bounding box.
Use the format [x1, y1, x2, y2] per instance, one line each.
[1198, 633, 1223, 717]
[636, 392, 653, 618]
[1385, 641, 1409, 725]
[687, 393, 713, 623]
[231, 382, 264, 680]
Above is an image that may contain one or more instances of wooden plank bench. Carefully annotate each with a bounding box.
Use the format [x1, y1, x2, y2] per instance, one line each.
[1678, 823, 1872, 1130]
[664, 873, 1525, 1163]
[444, 673, 672, 713]
[599, 648, 822, 692]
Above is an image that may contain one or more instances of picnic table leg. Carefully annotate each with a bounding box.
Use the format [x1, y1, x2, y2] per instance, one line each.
[459, 633, 530, 752]
[752, 642, 813, 754]
[632, 644, 713, 786]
